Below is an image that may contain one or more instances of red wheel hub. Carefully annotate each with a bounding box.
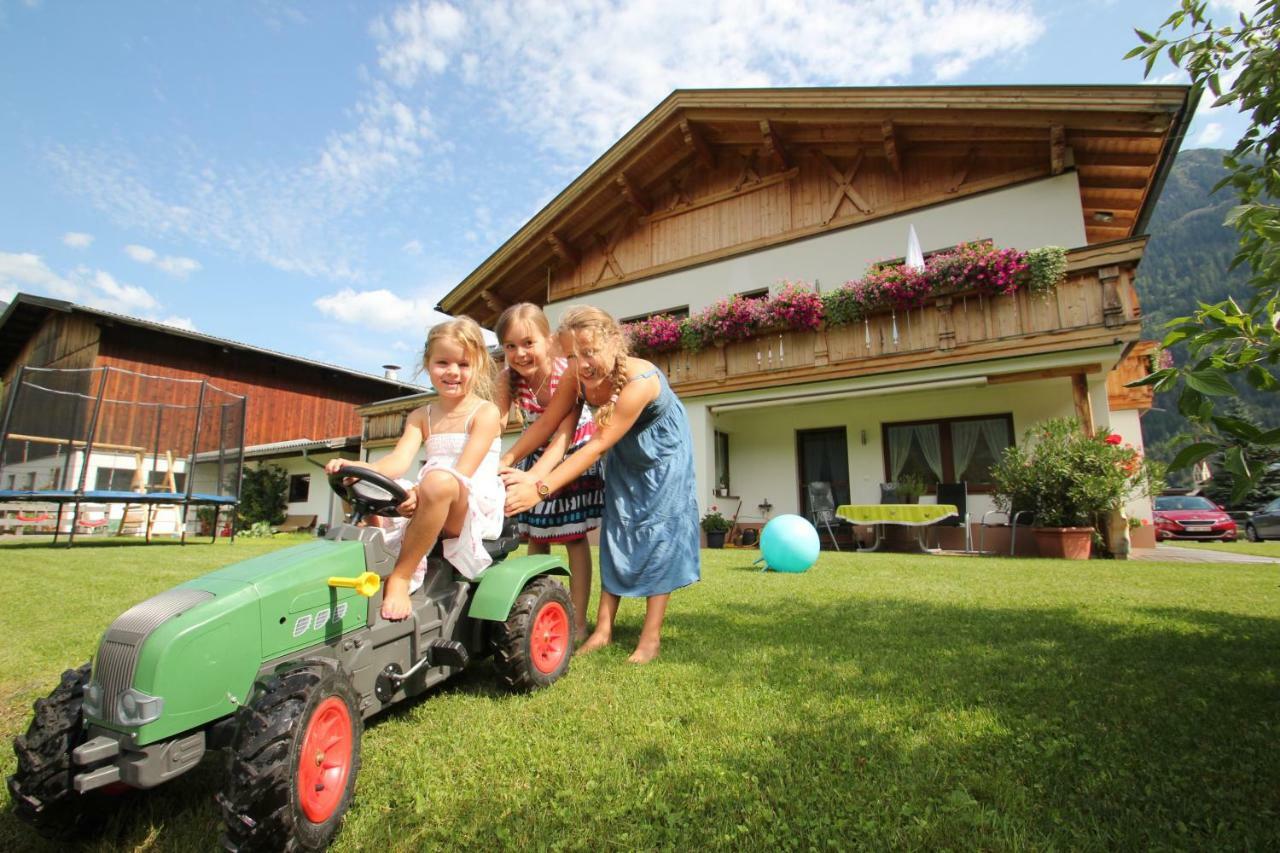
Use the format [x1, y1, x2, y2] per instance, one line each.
[297, 696, 353, 823]
[529, 601, 569, 674]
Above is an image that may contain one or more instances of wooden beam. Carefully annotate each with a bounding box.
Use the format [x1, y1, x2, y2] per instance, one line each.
[1050, 124, 1066, 175]
[882, 120, 901, 173]
[546, 232, 579, 267]
[947, 146, 976, 193]
[641, 167, 798, 225]
[759, 119, 791, 171]
[1072, 373, 1095, 436]
[615, 172, 650, 216]
[679, 118, 715, 170]
[479, 288, 508, 313]
[988, 364, 1102, 385]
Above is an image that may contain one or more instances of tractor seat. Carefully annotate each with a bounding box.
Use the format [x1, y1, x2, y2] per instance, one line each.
[426, 519, 522, 565]
[483, 519, 521, 563]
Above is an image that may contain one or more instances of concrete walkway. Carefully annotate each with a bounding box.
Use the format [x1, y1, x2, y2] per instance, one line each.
[1131, 544, 1280, 564]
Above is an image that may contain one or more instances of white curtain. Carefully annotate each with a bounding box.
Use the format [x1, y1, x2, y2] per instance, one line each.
[951, 420, 982, 480]
[888, 426, 915, 480]
[913, 423, 943, 481]
[981, 418, 1010, 462]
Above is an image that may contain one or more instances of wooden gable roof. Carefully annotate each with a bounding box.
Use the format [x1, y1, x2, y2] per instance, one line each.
[440, 85, 1195, 325]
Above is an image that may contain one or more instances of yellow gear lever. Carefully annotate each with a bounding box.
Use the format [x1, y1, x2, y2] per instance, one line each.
[327, 572, 381, 597]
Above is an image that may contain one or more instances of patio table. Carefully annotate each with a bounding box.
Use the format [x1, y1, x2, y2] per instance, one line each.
[835, 503, 958, 552]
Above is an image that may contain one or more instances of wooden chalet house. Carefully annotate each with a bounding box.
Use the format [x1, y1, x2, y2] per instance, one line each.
[369, 86, 1195, 551]
[0, 294, 422, 531]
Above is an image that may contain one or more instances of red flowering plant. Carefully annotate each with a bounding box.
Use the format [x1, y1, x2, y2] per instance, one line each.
[625, 313, 684, 354]
[926, 241, 1030, 298]
[765, 281, 824, 331]
[686, 294, 769, 349]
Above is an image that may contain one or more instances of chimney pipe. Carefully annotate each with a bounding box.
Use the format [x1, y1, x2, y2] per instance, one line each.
[382, 364, 400, 381]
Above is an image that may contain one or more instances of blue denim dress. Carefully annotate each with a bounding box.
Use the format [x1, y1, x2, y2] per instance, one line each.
[596, 367, 701, 597]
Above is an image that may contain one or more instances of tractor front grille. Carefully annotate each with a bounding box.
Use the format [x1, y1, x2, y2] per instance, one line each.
[92, 588, 213, 725]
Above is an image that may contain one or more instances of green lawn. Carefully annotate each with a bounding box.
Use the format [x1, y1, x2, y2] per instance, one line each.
[1162, 538, 1280, 559]
[2, 538, 1278, 850]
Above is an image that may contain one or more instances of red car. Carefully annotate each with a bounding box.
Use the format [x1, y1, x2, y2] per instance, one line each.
[1152, 495, 1237, 542]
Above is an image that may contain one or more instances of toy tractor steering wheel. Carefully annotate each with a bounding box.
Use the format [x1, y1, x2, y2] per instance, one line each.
[327, 465, 410, 519]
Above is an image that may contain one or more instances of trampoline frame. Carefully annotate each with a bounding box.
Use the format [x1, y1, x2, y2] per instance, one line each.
[0, 364, 247, 546]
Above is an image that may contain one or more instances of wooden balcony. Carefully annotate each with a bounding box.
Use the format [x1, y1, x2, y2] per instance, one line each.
[649, 238, 1147, 399]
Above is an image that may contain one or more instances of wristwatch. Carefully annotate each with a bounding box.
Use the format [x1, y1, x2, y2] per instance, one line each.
[535, 480, 552, 499]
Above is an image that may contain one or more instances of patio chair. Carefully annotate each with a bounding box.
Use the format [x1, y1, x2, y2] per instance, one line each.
[930, 482, 972, 552]
[805, 481, 853, 551]
[978, 508, 1035, 555]
[880, 483, 903, 504]
[274, 514, 318, 534]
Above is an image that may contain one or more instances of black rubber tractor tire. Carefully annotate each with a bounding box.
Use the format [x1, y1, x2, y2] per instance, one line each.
[1246, 523, 1262, 542]
[219, 665, 362, 852]
[7, 662, 120, 839]
[492, 576, 574, 692]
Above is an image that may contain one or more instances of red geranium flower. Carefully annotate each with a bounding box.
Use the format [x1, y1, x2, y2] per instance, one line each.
[1104, 434, 1123, 445]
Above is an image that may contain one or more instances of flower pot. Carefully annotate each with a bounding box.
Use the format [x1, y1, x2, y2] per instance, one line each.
[705, 530, 726, 549]
[1033, 527, 1093, 560]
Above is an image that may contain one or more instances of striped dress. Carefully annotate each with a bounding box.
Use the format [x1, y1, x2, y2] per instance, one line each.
[512, 358, 605, 543]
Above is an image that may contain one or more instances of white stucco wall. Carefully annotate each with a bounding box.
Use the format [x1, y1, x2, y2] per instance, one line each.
[546, 172, 1087, 325]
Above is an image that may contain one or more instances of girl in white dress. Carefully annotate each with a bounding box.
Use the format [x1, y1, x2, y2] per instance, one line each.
[326, 317, 505, 620]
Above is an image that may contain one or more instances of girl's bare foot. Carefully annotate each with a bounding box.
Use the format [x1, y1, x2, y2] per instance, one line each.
[627, 637, 660, 664]
[576, 630, 612, 655]
[380, 576, 413, 621]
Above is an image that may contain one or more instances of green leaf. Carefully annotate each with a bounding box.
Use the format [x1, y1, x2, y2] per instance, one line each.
[1178, 388, 1205, 418]
[1185, 369, 1236, 395]
[1135, 28, 1156, 44]
[1210, 416, 1263, 442]
[1168, 442, 1219, 471]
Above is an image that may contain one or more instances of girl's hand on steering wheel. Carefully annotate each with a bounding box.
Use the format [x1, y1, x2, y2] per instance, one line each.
[324, 458, 355, 475]
[395, 489, 418, 518]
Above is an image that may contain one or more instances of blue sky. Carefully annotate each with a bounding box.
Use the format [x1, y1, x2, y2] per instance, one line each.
[0, 1, 1255, 381]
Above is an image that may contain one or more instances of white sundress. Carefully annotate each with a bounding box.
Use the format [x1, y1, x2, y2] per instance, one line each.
[381, 404, 506, 591]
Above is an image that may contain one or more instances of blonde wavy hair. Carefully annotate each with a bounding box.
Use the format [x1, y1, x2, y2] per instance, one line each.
[558, 305, 629, 427]
[495, 303, 553, 427]
[423, 316, 496, 403]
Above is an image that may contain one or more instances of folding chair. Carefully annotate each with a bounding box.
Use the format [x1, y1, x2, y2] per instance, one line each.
[979, 508, 1035, 555]
[931, 482, 973, 552]
[806, 481, 853, 551]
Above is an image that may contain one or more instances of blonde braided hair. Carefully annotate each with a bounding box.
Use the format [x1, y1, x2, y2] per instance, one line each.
[558, 305, 629, 427]
[423, 316, 496, 403]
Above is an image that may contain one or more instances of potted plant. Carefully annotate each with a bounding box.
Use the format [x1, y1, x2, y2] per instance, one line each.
[701, 506, 732, 548]
[895, 472, 928, 504]
[990, 418, 1164, 559]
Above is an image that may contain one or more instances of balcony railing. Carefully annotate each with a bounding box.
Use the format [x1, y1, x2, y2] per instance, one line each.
[647, 239, 1146, 398]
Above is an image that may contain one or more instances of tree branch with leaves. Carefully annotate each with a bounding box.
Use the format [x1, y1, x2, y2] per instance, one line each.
[1128, 0, 1280, 501]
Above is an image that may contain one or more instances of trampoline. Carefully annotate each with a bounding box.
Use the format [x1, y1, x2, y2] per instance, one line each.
[0, 365, 246, 545]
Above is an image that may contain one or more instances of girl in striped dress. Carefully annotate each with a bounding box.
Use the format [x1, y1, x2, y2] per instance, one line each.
[495, 303, 605, 644]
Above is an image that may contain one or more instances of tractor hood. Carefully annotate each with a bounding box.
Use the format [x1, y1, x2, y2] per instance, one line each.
[84, 540, 369, 746]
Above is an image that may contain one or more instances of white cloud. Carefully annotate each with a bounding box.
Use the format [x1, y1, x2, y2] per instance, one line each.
[62, 232, 94, 249]
[313, 287, 449, 331]
[0, 251, 185, 321]
[124, 244, 158, 263]
[123, 243, 202, 278]
[372, 0, 1046, 160]
[402, 239, 423, 255]
[159, 315, 198, 331]
[1196, 122, 1225, 145]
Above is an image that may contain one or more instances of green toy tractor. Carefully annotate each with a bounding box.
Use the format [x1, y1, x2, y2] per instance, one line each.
[7, 467, 574, 850]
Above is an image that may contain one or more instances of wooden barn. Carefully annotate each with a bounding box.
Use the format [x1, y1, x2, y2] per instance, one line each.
[0, 294, 422, 532]
[359, 84, 1193, 553]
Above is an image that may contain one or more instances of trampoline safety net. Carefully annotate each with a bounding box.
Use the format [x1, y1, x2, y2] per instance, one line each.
[0, 365, 247, 542]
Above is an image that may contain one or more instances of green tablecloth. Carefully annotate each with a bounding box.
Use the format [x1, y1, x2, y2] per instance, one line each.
[836, 504, 958, 526]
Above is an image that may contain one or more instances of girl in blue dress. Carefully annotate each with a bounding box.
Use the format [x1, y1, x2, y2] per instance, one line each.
[501, 305, 700, 664]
